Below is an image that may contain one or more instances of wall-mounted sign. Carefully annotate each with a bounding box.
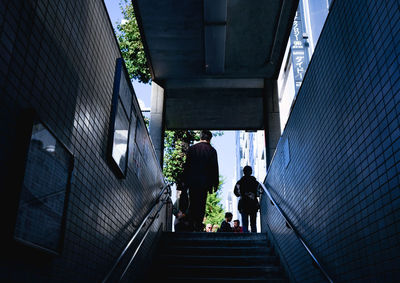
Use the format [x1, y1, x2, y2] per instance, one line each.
[290, 6, 310, 95]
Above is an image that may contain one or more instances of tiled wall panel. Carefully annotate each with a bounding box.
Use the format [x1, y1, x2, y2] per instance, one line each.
[0, 0, 167, 282]
[262, 0, 400, 282]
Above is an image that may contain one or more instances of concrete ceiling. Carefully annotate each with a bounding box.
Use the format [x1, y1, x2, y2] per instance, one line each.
[134, 0, 298, 130]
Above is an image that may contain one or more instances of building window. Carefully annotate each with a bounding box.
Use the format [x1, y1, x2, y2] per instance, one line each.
[305, 0, 330, 50]
[108, 58, 135, 178]
[14, 110, 73, 254]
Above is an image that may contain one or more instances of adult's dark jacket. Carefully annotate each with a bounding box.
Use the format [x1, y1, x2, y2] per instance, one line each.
[234, 175, 260, 214]
[182, 141, 219, 192]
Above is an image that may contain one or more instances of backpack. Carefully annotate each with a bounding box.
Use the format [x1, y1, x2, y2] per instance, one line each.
[234, 176, 260, 214]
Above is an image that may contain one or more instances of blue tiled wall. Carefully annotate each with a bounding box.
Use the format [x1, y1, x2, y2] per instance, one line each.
[0, 0, 167, 282]
[262, 0, 400, 282]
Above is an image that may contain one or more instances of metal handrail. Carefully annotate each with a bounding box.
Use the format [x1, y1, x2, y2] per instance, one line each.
[102, 183, 172, 283]
[260, 182, 334, 283]
[119, 195, 170, 281]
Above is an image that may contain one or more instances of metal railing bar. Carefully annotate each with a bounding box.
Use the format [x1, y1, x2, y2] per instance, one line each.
[119, 196, 168, 281]
[260, 182, 334, 283]
[102, 183, 171, 283]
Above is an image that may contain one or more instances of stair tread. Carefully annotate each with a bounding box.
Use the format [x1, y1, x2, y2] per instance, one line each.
[147, 232, 288, 282]
[158, 254, 275, 259]
[162, 238, 269, 244]
[165, 232, 266, 238]
[161, 246, 272, 254]
[167, 276, 288, 281]
[166, 264, 282, 270]
[163, 243, 268, 247]
[155, 254, 279, 266]
[161, 246, 273, 256]
[164, 245, 269, 249]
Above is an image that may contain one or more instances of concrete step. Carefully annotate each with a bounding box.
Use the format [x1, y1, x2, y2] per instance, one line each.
[155, 254, 280, 266]
[163, 264, 283, 277]
[163, 232, 267, 241]
[160, 245, 272, 256]
[165, 277, 289, 282]
[147, 232, 288, 282]
[162, 237, 270, 247]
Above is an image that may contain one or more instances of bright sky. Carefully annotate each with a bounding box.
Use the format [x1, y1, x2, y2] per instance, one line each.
[104, 0, 237, 209]
[211, 131, 236, 206]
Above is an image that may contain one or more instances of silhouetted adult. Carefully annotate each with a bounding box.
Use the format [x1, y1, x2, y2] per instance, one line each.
[218, 212, 233, 232]
[182, 130, 219, 232]
[234, 166, 261, 233]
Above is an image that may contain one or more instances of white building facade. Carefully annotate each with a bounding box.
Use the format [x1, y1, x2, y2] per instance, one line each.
[234, 130, 266, 232]
[278, 0, 330, 131]
[234, 0, 331, 231]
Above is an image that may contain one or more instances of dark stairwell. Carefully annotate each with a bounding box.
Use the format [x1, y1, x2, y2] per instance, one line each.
[147, 232, 289, 282]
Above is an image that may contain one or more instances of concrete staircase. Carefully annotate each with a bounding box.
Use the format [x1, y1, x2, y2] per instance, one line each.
[148, 232, 289, 282]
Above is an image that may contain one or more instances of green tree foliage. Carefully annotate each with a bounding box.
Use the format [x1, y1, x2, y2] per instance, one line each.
[163, 130, 200, 187]
[116, 0, 151, 83]
[163, 130, 223, 186]
[116, 0, 226, 226]
[204, 178, 226, 227]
